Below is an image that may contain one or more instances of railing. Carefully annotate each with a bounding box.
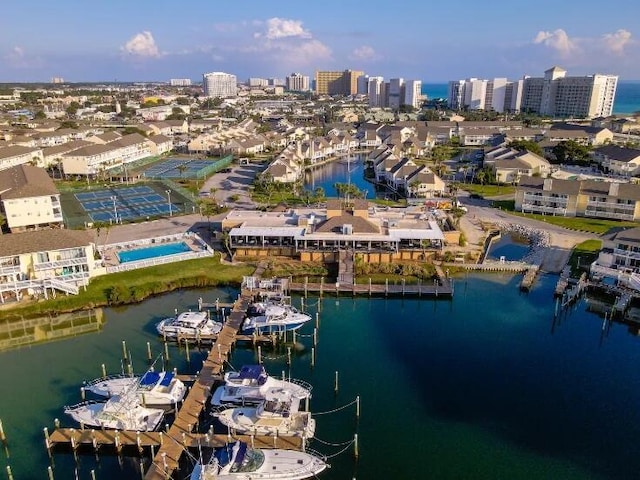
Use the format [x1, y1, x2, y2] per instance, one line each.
[0, 265, 21, 275]
[522, 193, 568, 204]
[101, 232, 197, 253]
[105, 250, 212, 274]
[584, 209, 634, 221]
[586, 200, 635, 210]
[520, 203, 567, 215]
[34, 257, 89, 271]
[613, 248, 640, 261]
[0, 273, 86, 295]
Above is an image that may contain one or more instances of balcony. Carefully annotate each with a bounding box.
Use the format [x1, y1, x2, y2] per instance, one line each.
[587, 200, 635, 211]
[613, 248, 640, 261]
[34, 256, 89, 271]
[0, 264, 21, 275]
[521, 203, 567, 215]
[584, 209, 634, 221]
[523, 193, 568, 204]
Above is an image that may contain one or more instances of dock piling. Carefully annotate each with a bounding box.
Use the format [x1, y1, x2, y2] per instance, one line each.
[334, 371, 339, 394]
[356, 395, 360, 419]
[6, 466, 15, 480]
[147, 342, 152, 361]
[47, 466, 54, 480]
[101, 363, 107, 378]
[311, 347, 315, 367]
[121, 341, 128, 361]
[43, 427, 51, 458]
[354, 433, 359, 458]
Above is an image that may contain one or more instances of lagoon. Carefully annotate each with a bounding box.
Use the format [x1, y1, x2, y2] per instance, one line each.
[2, 274, 640, 478]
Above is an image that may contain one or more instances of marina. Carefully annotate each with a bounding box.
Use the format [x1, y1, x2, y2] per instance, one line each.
[5, 274, 640, 479]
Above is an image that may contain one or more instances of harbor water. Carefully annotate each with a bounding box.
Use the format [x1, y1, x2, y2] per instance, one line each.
[2, 274, 640, 478]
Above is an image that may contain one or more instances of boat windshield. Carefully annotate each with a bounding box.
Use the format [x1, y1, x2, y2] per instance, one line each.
[230, 446, 264, 473]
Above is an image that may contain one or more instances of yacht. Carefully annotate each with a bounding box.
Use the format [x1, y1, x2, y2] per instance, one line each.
[213, 389, 315, 439]
[64, 388, 164, 431]
[156, 310, 223, 338]
[83, 369, 187, 406]
[211, 364, 312, 407]
[241, 302, 311, 335]
[190, 441, 327, 480]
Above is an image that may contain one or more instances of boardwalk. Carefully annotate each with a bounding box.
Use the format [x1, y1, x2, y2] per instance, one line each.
[289, 279, 453, 297]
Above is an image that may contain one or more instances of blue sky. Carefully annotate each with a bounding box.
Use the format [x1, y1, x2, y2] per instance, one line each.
[2, 0, 640, 83]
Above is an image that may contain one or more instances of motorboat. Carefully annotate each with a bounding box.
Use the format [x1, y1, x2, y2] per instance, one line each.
[213, 389, 315, 439]
[241, 302, 311, 335]
[212, 365, 311, 407]
[156, 310, 223, 338]
[190, 441, 327, 480]
[83, 370, 187, 406]
[64, 388, 164, 430]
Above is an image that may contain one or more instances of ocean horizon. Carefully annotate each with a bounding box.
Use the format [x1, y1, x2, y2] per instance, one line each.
[421, 81, 640, 115]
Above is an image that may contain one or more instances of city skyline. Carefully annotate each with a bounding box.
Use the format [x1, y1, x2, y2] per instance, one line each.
[2, 0, 640, 83]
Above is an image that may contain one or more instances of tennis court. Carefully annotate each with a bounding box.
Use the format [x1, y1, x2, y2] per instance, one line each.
[142, 158, 217, 179]
[74, 185, 180, 223]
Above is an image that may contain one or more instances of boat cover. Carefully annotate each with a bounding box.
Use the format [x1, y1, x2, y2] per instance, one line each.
[159, 372, 174, 387]
[140, 371, 161, 386]
[237, 365, 266, 380]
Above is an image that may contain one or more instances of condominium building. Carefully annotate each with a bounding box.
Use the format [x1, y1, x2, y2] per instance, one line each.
[203, 72, 237, 98]
[248, 78, 269, 87]
[405, 80, 422, 109]
[388, 78, 405, 110]
[285, 73, 310, 92]
[521, 66, 618, 118]
[448, 77, 524, 113]
[368, 77, 386, 107]
[314, 70, 364, 96]
[169, 78, 192, 86]
[0, 165, 63, 232]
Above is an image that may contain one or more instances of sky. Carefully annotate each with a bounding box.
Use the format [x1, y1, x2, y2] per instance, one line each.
[2, 0, 640, 83]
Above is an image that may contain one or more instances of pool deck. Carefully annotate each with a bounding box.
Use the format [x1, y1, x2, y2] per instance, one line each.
[101, 235, 206, 267]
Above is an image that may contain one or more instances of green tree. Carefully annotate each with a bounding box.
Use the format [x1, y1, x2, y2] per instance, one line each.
[552, 141, 591, 164]
[65, 101, 81, 116]
[508, 139, 544, 157]
[34, 110, 46, 120]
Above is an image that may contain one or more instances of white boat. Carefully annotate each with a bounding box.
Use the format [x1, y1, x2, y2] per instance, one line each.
[190, 441, 327, 480]
[211, 365, 312, 407]
[156, 310, 223, 338]
[241, 302, 311, 335]
[213, 389, 315, 439]
[64, 388, 164, 431]
[83, 370, 187, 406]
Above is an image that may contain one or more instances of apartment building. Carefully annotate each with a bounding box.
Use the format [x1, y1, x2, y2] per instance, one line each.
[448, 78, 523, 113]
[0, 146, 45, 170]
[0, 165, 63, 232]
[285, 73, 310, 92]
[169, 78, 192, 86]
[515, 176, 640, 221]
[388, 78, 405, 110]
[405, 80, 422, 109]
[203, 72, 238, 98]
[522, 66, 618, 118]
[592, 145, 640, 177]
[368, 77, 386, 107]
[0, 229, 102, 301]
[314, 70, 364, 96]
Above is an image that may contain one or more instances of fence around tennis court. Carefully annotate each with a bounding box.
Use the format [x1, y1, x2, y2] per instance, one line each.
[142, 154, 233, 180]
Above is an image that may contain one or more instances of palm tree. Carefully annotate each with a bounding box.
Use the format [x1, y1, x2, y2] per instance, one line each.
[476, 170, 486, 194]
[177, 164, 187, 179]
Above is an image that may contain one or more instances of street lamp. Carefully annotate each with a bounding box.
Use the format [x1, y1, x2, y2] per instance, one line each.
[111, 196, 118, 223]
[165, 190, 173, 217]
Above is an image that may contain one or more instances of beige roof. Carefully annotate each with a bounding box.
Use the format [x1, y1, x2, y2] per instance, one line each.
[0, 229, 93, 257]
[0, 165, 58, 198]
[0, 145, 40, 160]
[315, 212, 379, 234]
[43, 140, 93, 157]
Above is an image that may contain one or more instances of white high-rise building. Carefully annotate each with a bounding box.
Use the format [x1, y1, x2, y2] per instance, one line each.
[405, 80, 422, 109]
[522, 66, 618, 118]
[248, 78, 269, 87]
[368, 77, 385, 107]
[286, 73, 310, 92]
[448, 77, 524, 113]
[203, 72, 237, 98]
[170, 78, 192, 86]
[388, 78, 405, 110]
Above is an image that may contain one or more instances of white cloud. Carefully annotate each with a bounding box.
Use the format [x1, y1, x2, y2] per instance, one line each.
[254, 18, 311, 40]
[602, 29, 632, 55]
[533, 29, 576, 56]
[350, 45, 378, 61]
[121, 31, 161, 58]
[4, 46, 43, 68]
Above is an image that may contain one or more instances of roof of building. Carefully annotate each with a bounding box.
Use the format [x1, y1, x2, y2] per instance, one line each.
[517, 176, 582, 195]
[581, 180, 640, 200]
[0, 164, 58, 198]
[0, 145, 41, 160]
[0, 229, 93, 257]
[314, 211, 380, 234]
[593, 145, 640, 162]
[42, 140, 93, 157]
[613, 227, 640, 244]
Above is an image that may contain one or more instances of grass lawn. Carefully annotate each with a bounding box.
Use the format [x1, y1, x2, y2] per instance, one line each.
[1, 255, 255, 320]
[568, 239, 603, 276]
[461, 184, 516, 197]
[509, 212, 637, 234]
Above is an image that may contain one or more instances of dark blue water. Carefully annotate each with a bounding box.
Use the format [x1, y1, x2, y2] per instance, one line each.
[3, 275, 640, 479]
[303, 154, 375, 199]
[422, 81, 640, 114]
[487, 233, 530, 261]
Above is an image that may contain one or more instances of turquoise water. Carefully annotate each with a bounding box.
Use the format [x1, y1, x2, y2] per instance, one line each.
[117, 242, 191, 263]
[422, 81, 640, 114]
[3, 275, 640, 478]
[303, 154, 378, 198]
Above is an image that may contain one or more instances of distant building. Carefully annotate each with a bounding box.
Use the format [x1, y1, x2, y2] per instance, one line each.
[368, 77, 385, 108]
[0, 165, 63, 232]
[447, 78, 524, 113]
[170, 78, 192, 86]
[314, 70, 364, 96]
[521, 66, 618, 118]
[404, 80, 422, 109]
[203, 72, 237, 98]
[50, 77, 65, 84]
[248, 78, 269, 87]
[388, 78, 405, 110]
[286, 73, 310, 92]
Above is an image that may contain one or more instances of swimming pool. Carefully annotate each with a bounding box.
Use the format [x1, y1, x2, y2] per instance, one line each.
[117, 242, 192, 263]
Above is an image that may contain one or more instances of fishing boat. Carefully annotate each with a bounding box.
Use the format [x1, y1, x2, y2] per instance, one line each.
[211, 364, 312, 407]
[213, 389, 315, 439]
[241, 302, 311, 335]
[64, 387, 164, 431]
[156, 310, 223, 338]
[190, 441, 327, 480]
[83, 369, 187, 406]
